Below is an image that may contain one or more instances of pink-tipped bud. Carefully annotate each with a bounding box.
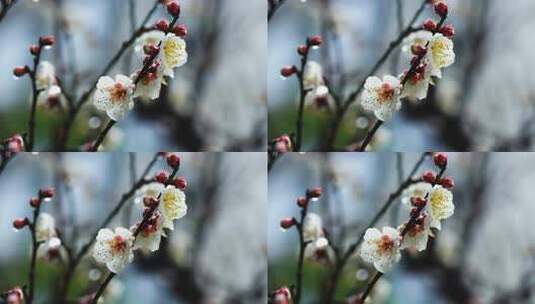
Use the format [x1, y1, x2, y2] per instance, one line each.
[434, 1, 448, 17]
[307, 35, 323, 46]
[439, 24, 455, 37]
[411, 45, 427, 56]
[307, 187, 322, 198]
[5, 134, 24, 153]
[433, 152, 448, 168]
[39, 35, 55, 46]
[13, 218, 29, 230]
[422, 170, 436, 183]
[296, 196, 307, 208]
[167, 0, 181, 17]
[273, 134, 292, 153]
[29, 197, 40, 208]
[29, 44, 40, 55]
[410, 197, 426, 208]
[155, 19, 169, 31]
[440, 176, 455, 189]
[155, 171, 169, 183]
[280, 217, 296, 230]
[422, 19, 437, 31]
[3, 286, 24, 304]
[166, 153, 180, 169]
[39, 187, 55, 199]
[173, 177, 187, 190]
[280, 65, 297, 78]
[297, 44, 308, 56]
[13, 66, 29, 77]
[173, 24, 188, 37]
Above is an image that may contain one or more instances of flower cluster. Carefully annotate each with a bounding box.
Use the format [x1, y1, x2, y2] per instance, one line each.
[361, 1, 455, 121]
[94, 1, 188, 121]
[92, 153, 188, 273]
[12, 187, 63, 261]
[360, 153, 455, 273]
[280, 35, 333, 110]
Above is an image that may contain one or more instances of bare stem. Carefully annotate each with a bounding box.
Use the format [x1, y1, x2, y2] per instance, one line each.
[357, 120, 383, 152]
[267, 0, 287, 21]
[89, 120, 116, 152]
[294, 199, 310, 304]
[27, 202, 42, 304]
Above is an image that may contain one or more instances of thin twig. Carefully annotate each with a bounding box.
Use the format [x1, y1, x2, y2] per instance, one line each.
[27, 201, 43, 304]
[27, 46, 44, 152]
[0, 0, 18, 23]
[295, 44, 312, 151]
[89, 120, 116, 151]
[294, 201, 310, 304]
[268, 0, 287, 21]
[357, 120, 383, 152]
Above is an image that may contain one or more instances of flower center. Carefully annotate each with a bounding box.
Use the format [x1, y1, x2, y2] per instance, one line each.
[376, 83, 394, 103]
[376, 235, 395, 253]
[108, 82, 128, 103]
[109, 235, 127, 254]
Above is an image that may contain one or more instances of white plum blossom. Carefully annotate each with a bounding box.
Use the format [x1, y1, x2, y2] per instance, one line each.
[35, 61, 62, 105]
[360, 227, 401, 273]
[159, 185, 187, 230]
[401, 182, 432, 206]
[36, 236, 63, 260]
[426, 33, 455, 78]
[302, 212, 324, 242]
[159, 33, 188, 78]
[134, 182, 165, 205]
[400, 59, 436, 101]
[302, 61, 333, 109]
[426, 185, 454, 229]
[93, 227, 134, 273]
[399, 212, 432, 252]
[133, 211, 164, 253]
[94, 75, 135, 121]
[35, 212, 57, 243]
[361, 75, 402, 121]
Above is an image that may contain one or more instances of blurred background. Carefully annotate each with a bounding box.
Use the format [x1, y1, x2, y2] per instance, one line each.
[0, 152, 267, 303]
[268, 153, 535, 303]
[0, 0, 266, 151]
[268, 0, 535, 151]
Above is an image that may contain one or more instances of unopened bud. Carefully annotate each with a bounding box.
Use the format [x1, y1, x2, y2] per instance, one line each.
[39, 187, 55, 199]
[280, 65, 297, 78]
[173, 177, 187, 190]
[155, 171, 169, 183]
[433, 152, 448, 168]
[307, 187, 322, 198]
[439, 24, 455, 37]
[39, 35, 55, 46]
[13, 218, 29, 230]
[167, 0, 181, 17]
[155, 19, 169, 31]
[422, 170, 436, 183]
[297, 44, 308, 56]
[307, 35, 323, 46]
[440, 176, 454, 189]
[280, 217, 296, 230]
[166, 153, 180, 169]
[13, 66, 29, 77]
[296, 196, 307, 208]
[29, 197, 40, 208]
[422, 19, 437, 31]
[434, 1, 448, 17]
[29, 44, 40, 55]
[173, 24, 188, 37]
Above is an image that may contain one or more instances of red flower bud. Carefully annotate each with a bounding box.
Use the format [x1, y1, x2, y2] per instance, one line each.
[439, 24, 455, 37]
[422, 19, 437, 31]
[297, 44, 308, 56]
[155, 19, 169, 31]
[280, 217, 296, 229]
[29, 44, 40, 55]
[5, 134, 24, 153]
[434, 1, 448, 17]
[166, 153, 180, 169]
[167, 0, 181, 17]
[173, 176, 187, 190]
[13, 66, 29, 77]
[422, 170, 436, 183]
[39, 187, 55, 199]
[296, 196, 307, 208]
[13, 218, 29, 230]
[280, 65, 297, 78]
[29, 197, 40, 208]
[155, 171, 169, 183]
[307, 35, 323, 47]
[273, 134, 292, 153]
[307, 187, 322, 198]
[143, 197, 159, 208]
[39, 35, 55, 46]
[410, 197, 427, 208]
[410, 207, 420, 218]
[433, 152, 448, 168]
[143, 44, 160, 56]
[173, 24, 188, 37]
[411, 44, 427, 56]
[441, 176, 455, 189]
